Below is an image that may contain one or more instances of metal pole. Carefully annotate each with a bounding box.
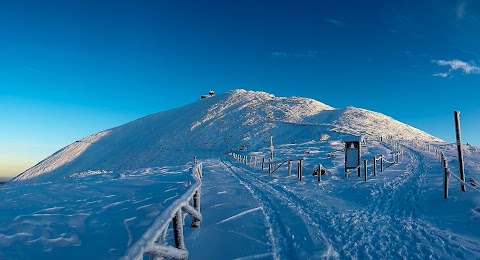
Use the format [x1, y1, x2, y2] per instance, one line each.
[454, 111, 466, 192]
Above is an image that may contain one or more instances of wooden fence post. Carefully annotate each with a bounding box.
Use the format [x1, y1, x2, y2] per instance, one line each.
[192, 188, 201, 227]
[364, 160, 367, 181]
[298, 159, 303, 181]
[297, 161, 300, 179]
[262, 158, 265, 170]
[454, 111, 466, 192]
[194, 156, 196, 164]
[173, 209, 185, 250]
[443, 158, 449, 199]
[288, 160, 291, 176]
[268, 158, 272, 174]
[380, 155, 383, 172]
[373, 156, 377, 176]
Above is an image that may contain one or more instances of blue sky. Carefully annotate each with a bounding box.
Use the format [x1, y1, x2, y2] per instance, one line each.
[1, 0, 480, 177]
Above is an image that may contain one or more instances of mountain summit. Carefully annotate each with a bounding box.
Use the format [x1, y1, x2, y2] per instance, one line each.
[13, 89, 442, 182]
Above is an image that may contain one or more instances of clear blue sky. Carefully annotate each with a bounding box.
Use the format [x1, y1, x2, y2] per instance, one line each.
[1, 0, 480, 177]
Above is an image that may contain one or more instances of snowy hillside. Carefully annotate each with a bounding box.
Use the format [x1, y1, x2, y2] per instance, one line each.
[2, 89, 480, 259]
[302, 106, 443, 143]
[13, 89, 442, 182]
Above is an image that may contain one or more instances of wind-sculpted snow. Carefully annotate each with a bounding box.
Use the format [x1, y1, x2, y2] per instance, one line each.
[12, 89, 443, 182]
[0, 166, 195, 259]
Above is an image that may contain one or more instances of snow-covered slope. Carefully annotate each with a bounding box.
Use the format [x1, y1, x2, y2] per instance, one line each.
[302, 106, 443, 143]
[13, 89, 443, 182]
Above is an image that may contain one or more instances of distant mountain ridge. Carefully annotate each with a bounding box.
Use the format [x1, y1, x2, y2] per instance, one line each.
[12, 89, 443, 182]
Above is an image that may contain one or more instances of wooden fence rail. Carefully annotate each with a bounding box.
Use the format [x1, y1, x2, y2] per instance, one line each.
[121, 162, 203, 260]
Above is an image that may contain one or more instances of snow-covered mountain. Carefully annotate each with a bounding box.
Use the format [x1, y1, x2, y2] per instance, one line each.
[13, 89, 442, 182]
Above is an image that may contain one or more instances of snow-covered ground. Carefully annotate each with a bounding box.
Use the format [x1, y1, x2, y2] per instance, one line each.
[2, 137, 479, 259]
[2, 90, 479, 259]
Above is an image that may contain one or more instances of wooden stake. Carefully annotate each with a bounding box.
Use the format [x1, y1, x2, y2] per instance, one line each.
[444, 159, 449, 199]
[191, 188, 201, 228]
[373, 156, 377, 176]
[172, 209, 185, 249]
[288, 160, 291, 176]
[380, 155, 383, 172]
[454, 111, 466, 192]
[364, 160, 367, 181]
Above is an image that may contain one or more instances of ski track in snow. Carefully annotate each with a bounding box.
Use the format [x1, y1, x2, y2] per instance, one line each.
[222, 141, 480, 259]
[217, 207, 262, 224]
[222, 159, 329, 259]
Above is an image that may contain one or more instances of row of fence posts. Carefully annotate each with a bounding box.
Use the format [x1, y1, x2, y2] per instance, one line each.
[229, 152, 326, 183]
[350, 151, 402, 181]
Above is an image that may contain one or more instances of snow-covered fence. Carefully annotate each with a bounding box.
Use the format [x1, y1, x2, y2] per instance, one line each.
[229, 153, 312, 182]
[345, 152, 401, 182]
[121, 162, 203, 260]
[437, 151, 480, 199]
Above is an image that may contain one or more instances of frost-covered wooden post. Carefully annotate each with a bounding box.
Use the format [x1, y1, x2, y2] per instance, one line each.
[443, 158, 449, 199]
[194, 156, 197, 164]
[364, 160, 367, 181]
[270, 136, 274, 160]
[380, 155, 384, 172]
[297, 159, 303, 181]
[454, 111, 466, 192]
[373, 156, 377, 176]
[268, 158, 272, 174]
[298, 159, 303, 181]
[173, 209, 185, 250]
[262, 158, 265, 170]
[254, 157, 257, 168]
[288, 160, 291, 176]
[191, 188, 201, 227]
